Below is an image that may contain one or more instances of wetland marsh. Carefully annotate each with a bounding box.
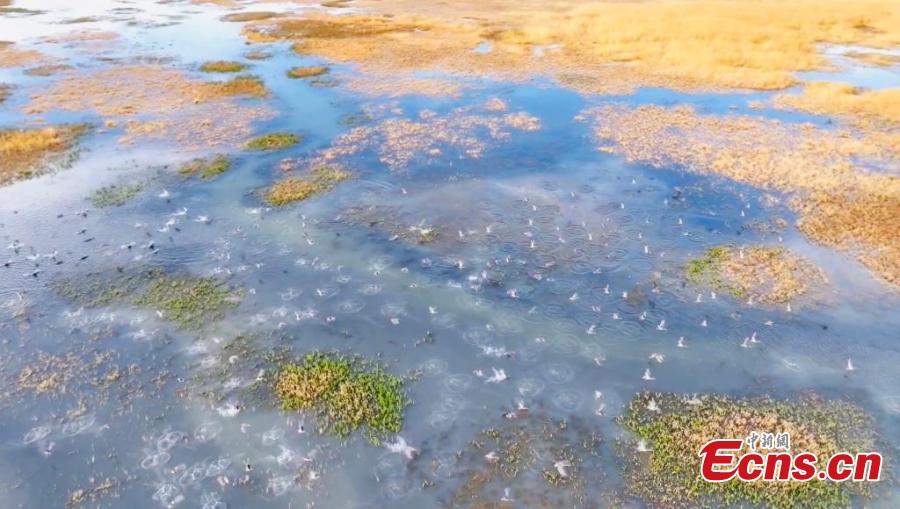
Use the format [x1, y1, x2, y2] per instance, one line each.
[0, 0, 898, 508]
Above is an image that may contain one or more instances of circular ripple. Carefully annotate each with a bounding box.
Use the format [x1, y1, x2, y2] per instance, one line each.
[552, 390, 584, 412]
[542, 362, 575, 384]
[420, 358, 448, 376]
[443, 374, 474, 394]
[516, 377, 546, 398]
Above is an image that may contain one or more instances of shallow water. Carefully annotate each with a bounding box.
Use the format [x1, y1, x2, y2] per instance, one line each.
[1, 2, 899, 508]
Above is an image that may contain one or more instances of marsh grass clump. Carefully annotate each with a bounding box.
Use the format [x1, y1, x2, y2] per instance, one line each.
[23, 64, 72, 76]
[205, 74, 267, 98]
[450, 413, 603, 507]
[287, 65, 329, 79]
[246, 132, 301, 151]
[89, 181, 145, 208]
[619, 392, 879, 508]
[266, 165, 350, 206]
[244, 50, 270, 60]
[844, 51, 900, 68]
[275, 352, 406, 443]
[0, 123, 89, 186]
[53, 268, 239, 329]
[0, 83, 9, 103]
[178, 155, 231, 179]
[686, 245, 823, 304]
[134, 275, 239, 329]
[222, 11, 279, 22]
[200, 60, 247, 73]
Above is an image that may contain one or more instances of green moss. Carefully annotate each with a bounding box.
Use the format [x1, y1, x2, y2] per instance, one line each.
[89, 181, 145, 208]
[200, 60, 247, 73]
[275, 352, 406, 444]
[134, 275, 239, 329]
[287, 65, 329, 79]
[618, 392, 879, 508]
[178, 155, 231, 179]
[245, 132, 300, 151]
[266, 165, 351, 206]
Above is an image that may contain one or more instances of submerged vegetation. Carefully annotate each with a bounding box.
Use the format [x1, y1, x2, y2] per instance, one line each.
[89, 181, 145, 208]
[275, 352, 406, 443]
[450, 413, 603, 507]
[0, 124, 89, 186]
[287, 65, 329, 79]
[245, 132, 301, 151]
[53, 268, 239, 329]
[178, 154, 231, 179]
[266, 165, 351, 206]
[0, 83, 10, 103]
[619, 392, 879, 508]
[200, 60, 247, 73]
[686, 245, 824, 304]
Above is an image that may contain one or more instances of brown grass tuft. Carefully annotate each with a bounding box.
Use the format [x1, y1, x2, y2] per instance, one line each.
[0, 124, 89, 186]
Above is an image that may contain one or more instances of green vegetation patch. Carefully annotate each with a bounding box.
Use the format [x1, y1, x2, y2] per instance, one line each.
[266, 165, 351, 206]
[90, 181, 145, 208]
[275, 352, 406, 443]
[619, 392, 879, 508]
[245, 132, 301, 151]
[200, 60, 247, 73]
[178, 155, 231, 179]
[134, 275, 239, 329]
[287, 65, 329, 79]
[53, 268, 239, 329]
[208, 74, 267, 98]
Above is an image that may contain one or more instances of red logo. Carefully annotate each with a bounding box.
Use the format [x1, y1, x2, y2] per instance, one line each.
[699, 436, 882, 482]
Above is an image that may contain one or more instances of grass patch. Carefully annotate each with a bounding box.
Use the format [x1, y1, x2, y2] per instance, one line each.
[178, 155, 231, 179]
[24, 64, 72, 76]
[244, 50, 270, 60]
[133, 275, 239, 329]
[844, 51, 900, 67]
[775, 82, 900, 124]
[275, 352, 406, 443]
[53, 268, 240, 329]
[266, 165, 350, 206]
[245, 132, 300, 151]
[204, 74, 267, 98]
[200, 60, 247, 73]
[0, 124, 89, 186]
[222, 11, 279, 22]
[287, 65, 329, 79]
[685, 245, 824, 303]
[619, 392, 878, 508]
[0, 83, 9, 103]
[90, 181, 145, 208]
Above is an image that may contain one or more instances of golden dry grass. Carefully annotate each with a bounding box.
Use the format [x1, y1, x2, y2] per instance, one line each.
[719, 246, 827, 304]
[200, 60, 247, 73]
[0, 125, 88, 186]
[775, 82, 900, 125]
[582, 104, 900, 286]
[844, 51, 900, 67]
[287, 65, 329, 79]
[241, 0, 900, 95]
[25, 66, 273, 150]
[0, 43, 48, 69]
[266, 166, 351, 206]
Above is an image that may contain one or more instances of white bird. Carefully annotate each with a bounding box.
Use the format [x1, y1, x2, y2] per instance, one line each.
[701, 319, 708, 327]
[636, 439, 652, 452]
[740, 337, 751, 348]
[485, 451, 499, 462]
[594, 390, 603, 400]
[586, 324, 596, 335]
[646, 399, 660, 412]
[428, 306, 438, 315]
[642, 368, 655, 381]
[501, 487, 514, 502]
[656, 319, 667, 331]
[485, 368, 507, 383]
[506, 288, 518, 299]
[612, 312, 620, 320]
[845, 358, 855, 371]
[569, 292, 579, 302]
[385, 436, 418, 460]
[677, 337, 687, 348]
[158, 189, 170, 199]
[195, 215, 210, 224]
[649, 352, 665, 363]
[750, 332, 760, 344]
[554, 460, 572, 478]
